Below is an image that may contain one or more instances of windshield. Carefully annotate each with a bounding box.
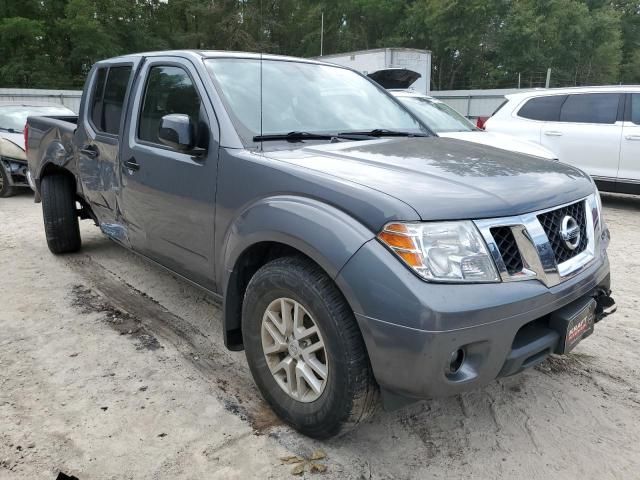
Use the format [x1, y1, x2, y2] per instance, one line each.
[205, 58, 426, 144]
[395, 96, 476, 133]
[0, 105, 75, 133]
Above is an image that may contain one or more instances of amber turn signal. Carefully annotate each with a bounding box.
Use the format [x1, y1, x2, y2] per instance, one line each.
[377, 224, 424, 268]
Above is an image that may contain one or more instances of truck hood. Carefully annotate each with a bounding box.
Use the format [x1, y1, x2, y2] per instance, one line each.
[439, 130, 557, 160]
[263, 137, 594, 221]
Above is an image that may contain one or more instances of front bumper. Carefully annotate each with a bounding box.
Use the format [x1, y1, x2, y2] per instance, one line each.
[336, 238, 613, 405]
[0, 156, 29, 188]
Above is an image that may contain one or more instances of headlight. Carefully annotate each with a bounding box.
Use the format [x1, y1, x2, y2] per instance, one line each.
[378, 221, 500, 283]
[593, 187, 609, 252]
[595, 187, 603, 226]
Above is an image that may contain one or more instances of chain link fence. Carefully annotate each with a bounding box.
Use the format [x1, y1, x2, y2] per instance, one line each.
[444, 68, 627, 91]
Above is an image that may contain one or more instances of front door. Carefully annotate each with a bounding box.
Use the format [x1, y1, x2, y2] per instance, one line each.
[618, 93, 640, 193]
[120, 57, 220, 290]
[539, 92, 623, 182]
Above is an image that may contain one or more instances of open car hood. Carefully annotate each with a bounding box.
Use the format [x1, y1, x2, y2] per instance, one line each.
[367, 68, 421, 89]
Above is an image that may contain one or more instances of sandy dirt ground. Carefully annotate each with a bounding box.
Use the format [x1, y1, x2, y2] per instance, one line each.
[1, 191, 639, 480]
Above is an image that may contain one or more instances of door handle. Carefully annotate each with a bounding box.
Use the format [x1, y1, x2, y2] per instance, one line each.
[625, 134, 640, 141]
[124, 157, 140, 171]
[80, 145, 99, 158]
[544, 131, 563, 137]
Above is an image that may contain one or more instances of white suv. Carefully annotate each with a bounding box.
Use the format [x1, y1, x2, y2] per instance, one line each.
[390, 90, 557, 160]
[484, 86, 640, 194]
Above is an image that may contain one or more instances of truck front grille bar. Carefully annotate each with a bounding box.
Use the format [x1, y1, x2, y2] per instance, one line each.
[475, 195, 600, 288]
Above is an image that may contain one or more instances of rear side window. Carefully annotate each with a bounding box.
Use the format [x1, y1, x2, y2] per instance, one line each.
[90, 68, 107, 129]
[560, 93, 620, 124]
[491, 99, 508, 116]
[138, 65, 205, 147]
[89, 65, 132, 135]
[517, 95, 567, 121]
[631, 94, 640, 125]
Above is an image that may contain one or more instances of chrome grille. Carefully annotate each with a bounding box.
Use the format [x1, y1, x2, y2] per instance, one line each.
[475, 195, 599, 288]
[537, 201, 588, 264]
[490, 226, 523, 275]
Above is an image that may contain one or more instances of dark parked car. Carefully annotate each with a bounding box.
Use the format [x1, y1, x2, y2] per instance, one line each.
[26, 51, 615, 438]
[0, 103, 76, 197]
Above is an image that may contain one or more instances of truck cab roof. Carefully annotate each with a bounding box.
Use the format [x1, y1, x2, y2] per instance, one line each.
[100, 50, 337, 67]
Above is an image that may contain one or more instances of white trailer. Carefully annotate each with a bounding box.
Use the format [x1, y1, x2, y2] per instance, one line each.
[316, 48, 432, 95]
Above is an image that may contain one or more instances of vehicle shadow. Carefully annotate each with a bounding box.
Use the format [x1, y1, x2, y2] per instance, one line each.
[601, 192, 640, 211]
[5, 189, 35, 198]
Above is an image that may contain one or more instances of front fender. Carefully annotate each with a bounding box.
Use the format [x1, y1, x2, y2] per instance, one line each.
[222, 195, 375, 288]
[220, 195, 375, 350]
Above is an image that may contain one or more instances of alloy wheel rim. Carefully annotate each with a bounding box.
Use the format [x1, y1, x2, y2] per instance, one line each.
[261, 297, 328, 402]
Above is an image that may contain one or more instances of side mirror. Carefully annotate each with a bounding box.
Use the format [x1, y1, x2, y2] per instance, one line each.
[158, 114, 194, 152]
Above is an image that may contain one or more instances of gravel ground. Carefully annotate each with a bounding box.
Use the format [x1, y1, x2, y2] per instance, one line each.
[1, 191, 639, 480]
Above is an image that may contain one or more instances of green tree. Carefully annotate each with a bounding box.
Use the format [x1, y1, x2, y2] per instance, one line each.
[0, 17, 49, 87]
[406, 0, 505, 89]
[495, 0, 621, 87]
[0, 0, 636, 89]
[616, 0, 640, 83]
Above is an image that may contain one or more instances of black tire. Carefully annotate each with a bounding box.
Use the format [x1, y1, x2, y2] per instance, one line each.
[0, 164, 17, 198]
[41, 174, 81, 254]
[242, 255, 378, 438]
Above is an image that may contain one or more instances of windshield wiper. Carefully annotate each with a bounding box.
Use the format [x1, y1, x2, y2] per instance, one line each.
[337, 128, 429, 138]
[0, 127, 18, 133]
[252, 129, 429, 143]
[253, 131, 334, 142]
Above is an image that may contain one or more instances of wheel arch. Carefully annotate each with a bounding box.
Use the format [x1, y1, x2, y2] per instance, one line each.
[220, 195, 375, 350]
[39, 163, 97, 223]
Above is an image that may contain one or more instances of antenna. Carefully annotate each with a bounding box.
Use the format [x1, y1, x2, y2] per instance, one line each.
[259, 0, 264, 151]
[320, 12, 324, 56]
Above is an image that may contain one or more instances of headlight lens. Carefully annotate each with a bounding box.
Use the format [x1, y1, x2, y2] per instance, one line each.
[593, 187, 609, 252]
[378, 221, 500, 283]
[595, 187, 603, 226]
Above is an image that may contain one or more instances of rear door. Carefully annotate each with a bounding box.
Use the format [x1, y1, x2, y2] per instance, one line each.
[618, 93, 640, 192]
[120, 56, 220, 290]
[76, 61, 137, 231]
[539, 93, 623, 183]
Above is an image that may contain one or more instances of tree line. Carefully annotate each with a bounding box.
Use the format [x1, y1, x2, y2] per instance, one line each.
[0, 0, 638, 91]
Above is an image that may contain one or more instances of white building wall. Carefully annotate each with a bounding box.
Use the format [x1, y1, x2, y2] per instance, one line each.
[317, 48, 432, 95]
[0, 88, 82, 113]
[0, 85, 538, 120]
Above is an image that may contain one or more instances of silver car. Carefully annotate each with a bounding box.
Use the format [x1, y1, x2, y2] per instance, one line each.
[0, 103, 75, 197]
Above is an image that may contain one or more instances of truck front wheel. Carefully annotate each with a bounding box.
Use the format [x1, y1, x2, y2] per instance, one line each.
[242, 255, 378, 438]
[41, 174, 81, 254]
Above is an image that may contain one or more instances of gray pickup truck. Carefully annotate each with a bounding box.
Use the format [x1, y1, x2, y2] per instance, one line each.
[27, 50, 615, 438]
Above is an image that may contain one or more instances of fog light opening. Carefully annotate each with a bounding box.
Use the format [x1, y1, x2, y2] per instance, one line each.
[447, 348, 466, 375]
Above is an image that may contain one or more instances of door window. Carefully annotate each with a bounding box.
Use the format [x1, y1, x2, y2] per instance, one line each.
[559, 93, 620, 124]
[89, 65, 132, 135]
[631, 94, 640, 125]
[138, 65, 207, 149]
[517, 95, 567, 121]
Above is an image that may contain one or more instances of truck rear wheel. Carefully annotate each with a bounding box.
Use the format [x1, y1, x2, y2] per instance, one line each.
[41, 174, 81, 254]
[0, 163, 17, 198]
[242, 256, 378, 438]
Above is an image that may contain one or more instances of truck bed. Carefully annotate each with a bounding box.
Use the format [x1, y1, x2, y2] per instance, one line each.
[26, 115, 79, 198]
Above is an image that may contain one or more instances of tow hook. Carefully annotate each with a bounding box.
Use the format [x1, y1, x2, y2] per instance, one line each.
[594, 289, 616, 322]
